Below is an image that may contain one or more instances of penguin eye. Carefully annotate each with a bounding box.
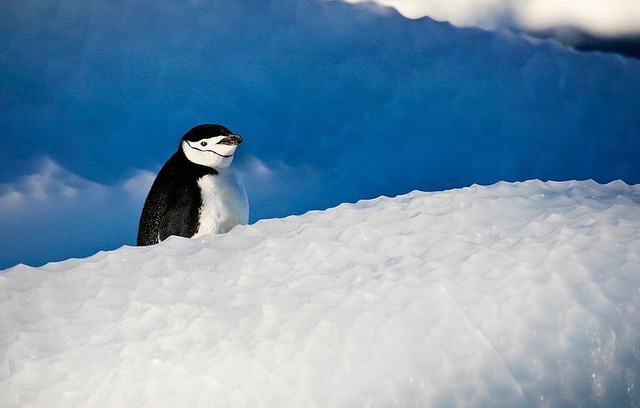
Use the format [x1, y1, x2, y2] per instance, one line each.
[200, 141, 207, 147]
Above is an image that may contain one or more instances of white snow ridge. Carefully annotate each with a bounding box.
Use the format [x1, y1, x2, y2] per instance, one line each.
[1, 180, 640, 407]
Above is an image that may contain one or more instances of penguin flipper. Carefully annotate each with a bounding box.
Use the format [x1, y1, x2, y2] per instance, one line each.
[158, 203, 197, 242]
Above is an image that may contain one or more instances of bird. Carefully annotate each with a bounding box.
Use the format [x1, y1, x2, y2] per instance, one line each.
[137, 124, 248, 246]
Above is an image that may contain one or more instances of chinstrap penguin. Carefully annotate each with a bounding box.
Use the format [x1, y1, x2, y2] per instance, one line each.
[137, 124, 248, 246]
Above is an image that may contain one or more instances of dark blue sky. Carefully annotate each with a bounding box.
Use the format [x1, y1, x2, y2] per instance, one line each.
[1, 0, 639, 269]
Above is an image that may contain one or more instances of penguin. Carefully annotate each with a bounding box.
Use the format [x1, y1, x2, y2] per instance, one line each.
[137, 124, 248, 246]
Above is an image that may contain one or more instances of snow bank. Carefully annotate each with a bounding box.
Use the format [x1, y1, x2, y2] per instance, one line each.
[2, 180, 639, 407]
[0, 160, 154, 270]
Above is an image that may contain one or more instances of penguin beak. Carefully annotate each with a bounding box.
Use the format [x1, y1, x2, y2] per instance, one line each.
[220, 134, 242, 146]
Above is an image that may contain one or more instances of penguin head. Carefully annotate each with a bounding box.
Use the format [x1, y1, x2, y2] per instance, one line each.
[180, 124, 242, 169]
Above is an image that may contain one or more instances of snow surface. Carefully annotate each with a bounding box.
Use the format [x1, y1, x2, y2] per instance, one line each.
[2, 180, 640, 407]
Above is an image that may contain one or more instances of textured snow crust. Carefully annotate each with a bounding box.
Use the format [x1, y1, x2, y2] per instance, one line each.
[2, 180, 640, 407]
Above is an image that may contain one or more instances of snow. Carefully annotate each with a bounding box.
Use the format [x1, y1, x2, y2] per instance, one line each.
[0, 161, 154, 270]
[2, 4, 637, 404]
[2, 180, 640, 407]
[343, 0, 640, 37]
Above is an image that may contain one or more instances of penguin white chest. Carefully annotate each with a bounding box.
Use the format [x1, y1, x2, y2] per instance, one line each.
[195, 168, 248, 237]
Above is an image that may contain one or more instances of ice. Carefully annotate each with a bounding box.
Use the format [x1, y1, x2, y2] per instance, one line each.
[2, 180, 639, 407]
[1, 0, 639, 269]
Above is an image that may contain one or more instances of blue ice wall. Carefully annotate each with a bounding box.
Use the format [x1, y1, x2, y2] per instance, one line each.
[1, 0, 639, 268]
